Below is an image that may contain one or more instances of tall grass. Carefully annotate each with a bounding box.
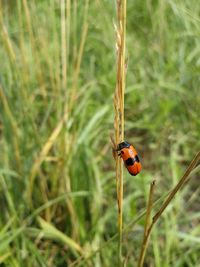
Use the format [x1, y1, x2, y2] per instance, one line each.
[113, 0, 127, 266]
[0, 1, 200, 266]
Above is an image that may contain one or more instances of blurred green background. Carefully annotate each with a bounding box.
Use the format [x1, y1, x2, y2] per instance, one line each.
[0, 0, 200, 266]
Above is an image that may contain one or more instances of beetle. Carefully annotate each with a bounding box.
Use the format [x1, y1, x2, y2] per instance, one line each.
[116, 141, 142, 176]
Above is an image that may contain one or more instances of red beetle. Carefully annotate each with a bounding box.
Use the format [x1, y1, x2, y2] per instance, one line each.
[116, 141, 142, 176]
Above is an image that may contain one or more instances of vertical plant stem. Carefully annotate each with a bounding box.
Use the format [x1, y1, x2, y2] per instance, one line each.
[61, 0, 67, 93]
[114, 0, 127, 266]
[137, 180, 156, 267]
[70, 0, 89, 110]
[0, 86, 21, 171]
[22, 0, 46, 97]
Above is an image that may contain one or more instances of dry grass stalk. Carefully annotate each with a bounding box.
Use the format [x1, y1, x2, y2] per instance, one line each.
[0, 86, 21, 170]
[137, 180, 156, 267]
[137, 151, 200, 267]
[22, 0, 46, 97]
[27, 111, 69, 208]
[113, 0, 127, 265]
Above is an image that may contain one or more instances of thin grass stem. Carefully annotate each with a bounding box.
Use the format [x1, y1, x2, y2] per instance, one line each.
[114, 0, 127, 266]
[137, 180, 156, 267]
[137, 151, 200, 267]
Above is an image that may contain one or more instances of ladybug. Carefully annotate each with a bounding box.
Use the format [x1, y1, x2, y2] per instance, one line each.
[116, 141, 142, 176]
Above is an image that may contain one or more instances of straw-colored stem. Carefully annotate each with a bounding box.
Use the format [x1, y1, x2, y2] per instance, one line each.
[61, 0, 67, 92]
[137, 151, 200, 267]
[137, 180, 156, 267]
[114, 0, 127, 266]
[0, 86, 21, 171]
[69, 0, 89, 110]
[22, 0, 46, 97]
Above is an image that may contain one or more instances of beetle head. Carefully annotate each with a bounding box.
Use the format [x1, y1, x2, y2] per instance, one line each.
[116, 141, 131, 151]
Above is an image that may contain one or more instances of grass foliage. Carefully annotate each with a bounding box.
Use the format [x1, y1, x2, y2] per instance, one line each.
[0, 0, 200, 266]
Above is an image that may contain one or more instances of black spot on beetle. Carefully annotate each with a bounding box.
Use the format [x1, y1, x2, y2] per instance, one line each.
[134, 155, 140, 162]
[125, 158, 134, 166]
[125, 156, 140, 166]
